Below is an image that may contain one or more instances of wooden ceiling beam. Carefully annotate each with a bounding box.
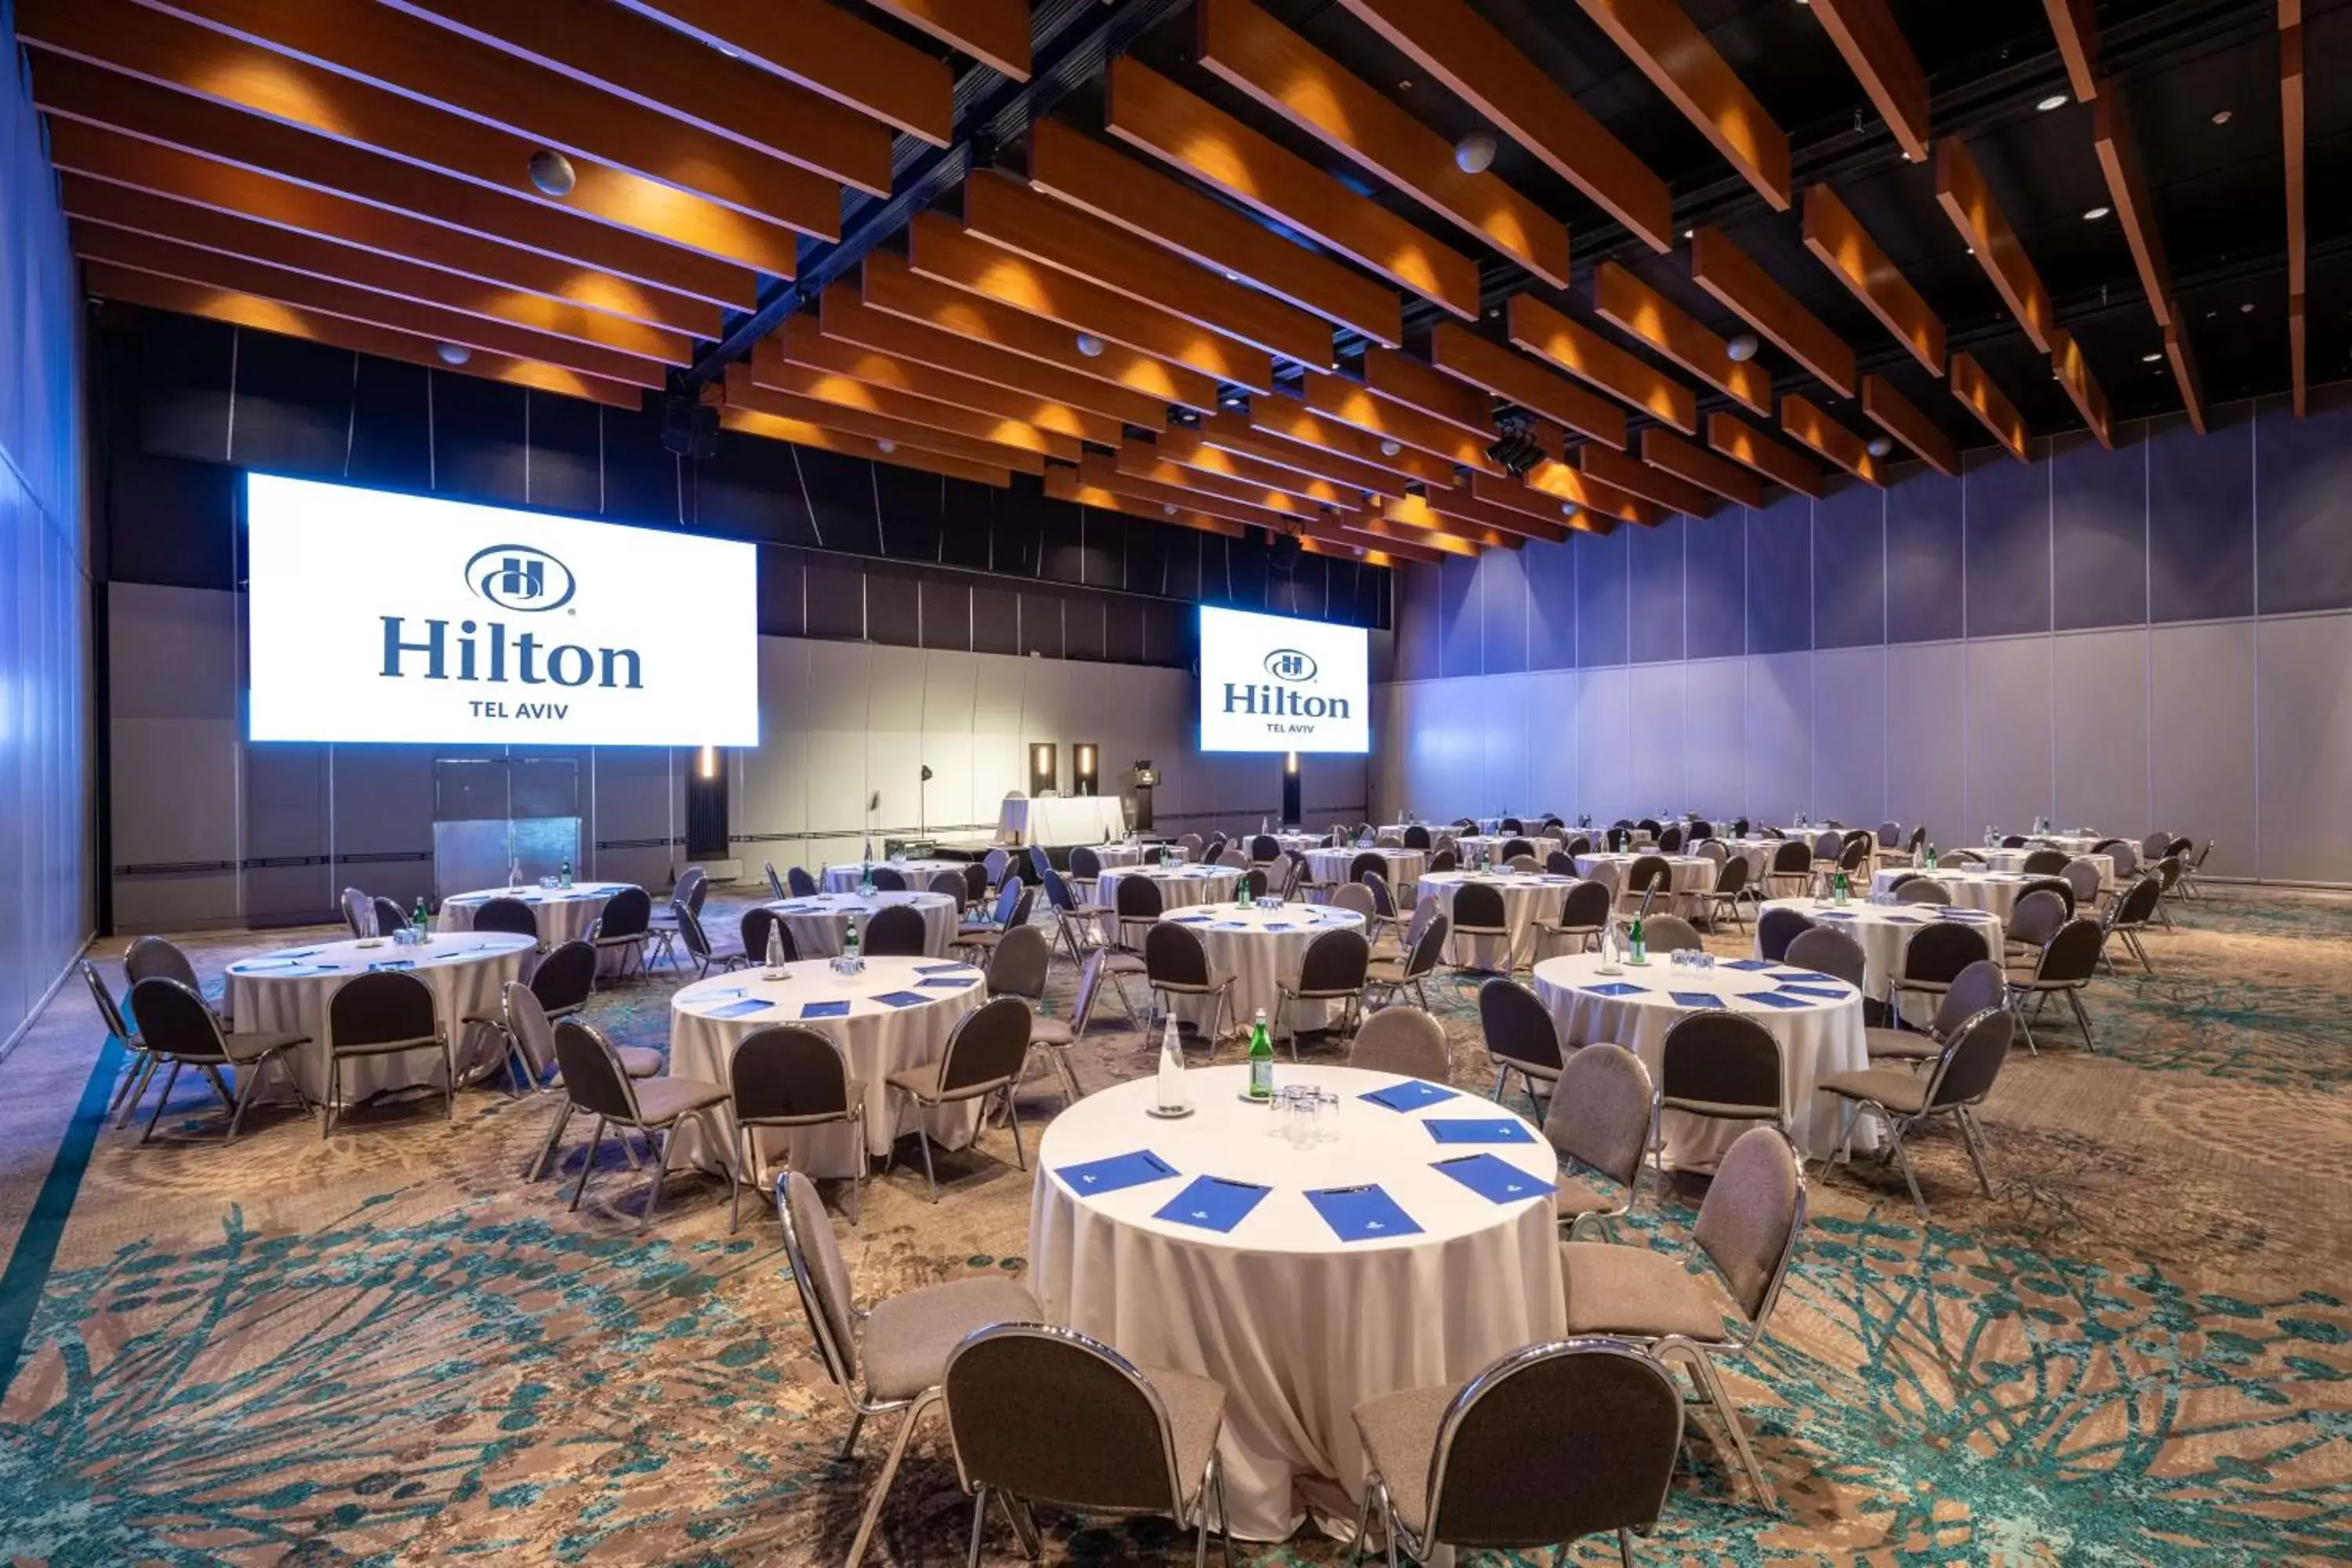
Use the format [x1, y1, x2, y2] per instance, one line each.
[1334, 0, 1673, 253]
[1193, 412, 1411, 499]
[779, 309, 1123, 446]
[1427, 322, 1627, 449]
[1105, 56, 1480, 321]
[61, 174, 694, 364]
[1508, 294, 1697, 433]
[1114, 443, 1352, 521]
[1079, 452, 1446, 561]
[1706, 410, 1825, 499]
[1362, 347, 1496, 438]
[1028, 121, 1400, 348]
[1520, 459, 1664, 527]
[1577, 442, 1721, 517]
[1781, 394, 1886, 485]
[47, 118, 722, 338]
[748, 346, 1081, 462]
[909, 212, 1274, 392]
[1419, 482, 1576, 543]
[1591, 260, 1773, 418]
[1936, 136, 2057, 353]
[2090, 84, 2171, 329]
[1690, 225, 1857, 397]
[2163, 306, 2206, 435]
[615, 0, 954, 146]
[17, 1, 802, 275]
[1809, 0, 1932, 162]
[73, 221, 671, 387]
[863, 0, 1030, 82]
[726, 368, 1050, 474]
[2049, 328, 2114, 448]
[1196, 0, 1570, 289]
[2043, 0, 2100, 102]
[1577, 0, 1790, 210]
[1949, 351, 2030, 460]
[863, 249, 1219, 412]
[724, 405, 1013, 488]
[86, 260, 644, 408]
[1641, 427, 1765, 507]
[1155, 427, 1370, 510]
[2282, 17, 2306, 416]
[1043, 465, 1247, 538]
[1342, 511, 1486, 557]
[961, 169, 1331, 367]
[1301, 371, 1500, 473]
[26, 51, 756, 309]
[129, 0, 842, 238]
[1801, 184, 1944, 376]
[1860, 373, 1958, 477]
[1247, 393, 1460, 485]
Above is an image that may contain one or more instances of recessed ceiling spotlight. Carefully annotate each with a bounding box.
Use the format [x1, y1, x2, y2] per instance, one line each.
[2143, 351, 2164, 362]
[2240, 302, 2255, 314]
[875, 437, 897, 453]
[1163, 503, 1178, 516]
[2212, 108, 2234, 125]
[1454, 131, 1498, 174]
[526, 148, 576, 198]
[1398, 79, 1413, 90]
[1224, 270, 1240, 281]
[1865, 435, 1894, 458]
[2037, 94, 2068, 112]
[1681, 227, 1694, 240]
[1561, 503, 1575, 517]
[436, 342, 472, 365]
[1379, 438, 1402, 456]
[1074, 331, 1105, 358]
[1726, 332, 1760, 362]
[2082, 205, 2111, 220]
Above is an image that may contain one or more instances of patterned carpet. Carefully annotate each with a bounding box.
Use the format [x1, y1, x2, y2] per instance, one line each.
[2, 884, 2348, 1566]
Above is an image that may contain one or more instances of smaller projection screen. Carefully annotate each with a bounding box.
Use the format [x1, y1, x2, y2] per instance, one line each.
[1197, 605, 1370, 754]
[245, 474, 758, 746]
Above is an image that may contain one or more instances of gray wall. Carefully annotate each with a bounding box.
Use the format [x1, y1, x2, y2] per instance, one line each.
[1377, 389, 2352, 886]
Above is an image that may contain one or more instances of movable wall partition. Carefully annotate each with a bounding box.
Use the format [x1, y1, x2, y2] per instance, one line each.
[1377, 390, 2352, 887]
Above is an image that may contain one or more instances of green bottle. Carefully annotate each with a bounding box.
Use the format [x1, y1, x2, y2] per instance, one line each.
[558, 858, 573, 890]
[1237, 875, 1250, 909]
[1247, 1009, 1275, 1101]
[1628, 911, 1646, 964]
[1925, 842, 1938, 872]
[843, 913, 861, 964]
[411, 896, 428, 934]
[1833, 869, 1849, 906]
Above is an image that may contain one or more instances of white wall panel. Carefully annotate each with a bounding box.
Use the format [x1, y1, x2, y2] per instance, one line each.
[1965, 636, 2053, 835]
[1481, 673, 1533, 815]
[1883, 641, 1965, 848]
[2255, 613, 2352, 884]
[2149, 620, 2256, 878]
[1523, 669, 1578, 818]
[1811, 647, 1886, 830]
[1744, 652, 1813, 822]
[2052, 629, 2151, 840]
[1623, 663, 1686, 817]
[1682, 659, 1747, 822]
[1575, 668, 1630, 822]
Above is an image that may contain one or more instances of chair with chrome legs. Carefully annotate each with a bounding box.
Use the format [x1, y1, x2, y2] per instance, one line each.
[2005, 916, 2106, 1053]
[1820, 1005, 2016, 1218]
[728, 1024, 864, 1229]
[543, 1018, 730, 1229]
[1478, 977, 1563, 1110]
[1145, 922, 1236, 1048]
[1365, 909, 1448, 1011]
[1543, 1041, 1656, 1242]
[776, 1169, 1038, 1568]
[1348, 1007, 1450, 1080]
[884, 996, 1034, 1203]
[1275, 927, 1370, 1053]
[125, 977, 311, 1144]
[1653, 1012, 1786, 1183]
[321, 971, 452, 1136]
[986, 924, 1081, 1107]
[125, 934, 232, 1025]
[84, 959, 158, 1130]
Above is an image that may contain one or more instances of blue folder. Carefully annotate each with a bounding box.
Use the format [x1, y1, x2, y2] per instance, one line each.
[916, 975, 977, 989]
[1360, 1078, 1459, 1112]
[1670, 990, 1726, 1008]
[1744, 991, 1809, 1010]
[1777, 984, 1850, 1000]
[1423, 1118, 1537, 1145]
[1056, 1149, 1179, 1198]
[366, 960, 416, 972]
[1305, 1185, 1423, 1243]
[800, 1000, 851, 1019]
[704, 998, 775, 1020]
[1583, 981, 1649, 996]
[1771, 970, 1833, 982]
[1432, 1152, 1556, 1205]
[1722, 958, 1776, 971]
[915, 961, 973, 975]
[1153, 1176, 1272, 1233]
[872, 990, 929, 1008]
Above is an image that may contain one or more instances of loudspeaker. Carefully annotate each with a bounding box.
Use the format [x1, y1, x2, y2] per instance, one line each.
[661, 394, 718, 459]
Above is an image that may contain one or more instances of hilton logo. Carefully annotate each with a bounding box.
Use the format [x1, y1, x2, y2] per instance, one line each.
[466, 544, 575, 612]
[1224, 644, 1347, 727]
[1265, 648, 1318, 682]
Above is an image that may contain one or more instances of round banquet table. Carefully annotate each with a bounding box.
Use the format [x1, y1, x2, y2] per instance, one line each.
[761, 890, 960, 958]
[437, 882, 632, 948]
[1413, 869, 1576, 969]
[1089, 840, 1187, 869]
[1983, 848, 2114, 887]
[666, 955, 987, 1179]
[1027, 1062, 1563, 1541]
[227, 932, 534, 1105]
[1574, 851, 1716, 916]
[1530, 950, 1873, 1167]
[1760, 896, 2005, 1027]
[1376, 824, 1455, 848]
[1456, 833, 1563, 866]
[1871, 866, 2042, 921]
[1267, 831, 1327, 853]
[2027, 833, 2107, 857]
[1094, 864, 1243, 926]
[1305, 845, 1426, 893]
[822, 859, 969, 895]
[1156, 902, 1367, 1038]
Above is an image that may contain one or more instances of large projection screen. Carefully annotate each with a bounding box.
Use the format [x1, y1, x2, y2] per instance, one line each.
[1197, 605, 1370, 754]
[245, 473, 758, 746]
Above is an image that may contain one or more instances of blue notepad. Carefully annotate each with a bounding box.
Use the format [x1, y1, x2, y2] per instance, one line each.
[800, 1000, 851, 1018]
[1671, 990, 1726, 1008]
[1777, 984, 1849, 1000]
[1772, 971, 1832, 982]
[1056, 1149, 1179, 1197]
[1432, 1152, 1555, 1205]
[915, 962, 972, 975]
[1306, 1185, 1423, 1243]
[916, 976, 977, 989]
[1153, 1176, 1271, 1233]
[1880, 913, 1922, 925]
[705, 998, 775, 1020]
[1584, 981, 1649, 996]
[1423, 1118, 1537, 1145]
[872, 990, 928, 1008]
[1723, 957, 1776, 971]
[367, 960, 416, 972]
[1171, 914, 1213, 924]
[1815, 909, 1858, 920]
[1744, 991, 1809, 1009]
[1360, 1078, 1459, 1112]
[1263, 921, 1296, 931]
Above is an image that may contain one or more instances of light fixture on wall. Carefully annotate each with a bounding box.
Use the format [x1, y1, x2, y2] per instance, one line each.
[1285, 750, 1298, 775]
[697, 745, 718, 780]
[1028, 741, 1058, 798]
[1073, 743, 1099, 796]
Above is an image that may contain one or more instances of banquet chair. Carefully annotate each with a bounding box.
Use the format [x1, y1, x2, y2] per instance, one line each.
[2007, 918, 2106, 1053]
[528, 939, 598, 1021]
[1940, 848, 1985, 867]
[1448, 882, 1515, 977]
[1557, 1125, 1806, 1511]
[675, 905, 739, 978]
[1351, 1337, 1681, 1568]
[1621, 855, 1674, 916]
[1657, 824, 1686, 854]
[1640, 916, 1704, 955]
[1820, 837, 1871, 897]
[1543, 1041, 1656, 1240]
[986, 924, 1081, 1106]
[943, 1323, 1233, 1568]
[764, 862, 787, 901]
[869, 866, 909, 893]
[1532, 880, 1613, 960]
[543, 1019, 729, 1232]
[1348, 1006, 1450, 1080]
[984, 848, 1014, 885]
[511, 985, 665, 1180]
[1637, 818, 1664, 840]
[1545, 850, 1579, 877]
[1876, 822, 1905, 860]
[1698, 855, 1752, 931]
[863, 904, 929, 959]
[1426, 848, 1461, 873]
[1042, 869, 1112, 972]
[1894, 878, 1952, 906]
[1692, 837, 1729, 868]
[127, 975, 312, 1145]
[2003, 889, 2069, 961]
[1234, 866, 1269, 901]
[1889, 920, 1990, 1022]
[1112, 873, 1167, 953]
[470, 896, 540, 943]
[929, 869, 971, 903]
[1200, 836, 1228, 866]
[2062, 861, 2105, 913]
[125, 935, 231, 1024]
[787, 866, 821, 898]
[1403, 823, 1433, 850]
[1348, 850, 1388, 889]
[1359, 872, 1406, 947]
[1755, 906, 1813, 964]
[340, 887, 376, 938]
[2103, 839, 2140, 882]
[1563, 834, 1594, 858]
[954, 880, 1033, 963]
[1686, 818, 1712, 840]
[1176, 833, 1205, 859]
[1365, 911, 1448, 1012]
[884, 996, 1035, 1203]
[1505, 855, 1541, 875]
[2148, 855, 2185, 929]
[1736, 819, 1758, 839]
[1066, 845, 1105, 904]
[1478, 978, 1563, 1109]
[742, 907, 797, 970]
[1998, 833, 2028, 850]
[728, 1024, 864, 1229]
[589, 886, 655, 982]
[1275, 853, 1309, 902]
[372, 896, 412, 936]
[2180, 838, 2215, 898]
[1766, 842, 1813, 901]
[648, 868, 706, 968]
[2020, 848, 2070, 877]
[321, 971, 452, 1136]
[1865, 958, 2006, 1066]
[1654, 1012, 1788, 1179]
[1783, 927, 1866, 993]
[2140, 830, 2172, 863]
[2102, 876, 2164, 971]
[1250, 833, 1282, 863]
[1143, 922, 1236, 1047]
[1496, 817, 1524, 837]
[1820, 1005, 2016, 1218]
[960, 862, 990, 910]
[1275, 927, 1370, 1050]
[85, 960, 161, 1130]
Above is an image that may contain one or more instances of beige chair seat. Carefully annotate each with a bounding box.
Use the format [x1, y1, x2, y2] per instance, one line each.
[886, 1059, 952, 1101]
[1099, 951, 1148, 975]
[1862, 1026, 1941, 1062]
[1140, 1364, 1228, 1513]
[554, 1044, 666, 1089]
[1817, 1066, 1931, 1115]
[1552, 1173, 1622, 1221]
[1352, 1381, 1456, 1534]
[1163, 969, 1237, 996]
[1559, 1240, 1739, 1341]
[219, 1029, 310, 1065]
[626, 1075, 731, 1124]
[1663, 1095, 1778, 1121]
[1026, 1016, 1074, 1047]
[862, 1276, 1041, 1401]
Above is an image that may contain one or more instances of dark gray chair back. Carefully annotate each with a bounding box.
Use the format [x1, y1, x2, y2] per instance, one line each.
[869, 866, 909, 892]
[472, 897, 539, 938]
[2109, 875, 2163, 930]
[1660, 1011, 1783, 1120]
[1693, 1127, 1805, 1323]
[1143, 921, 1214, 989]
[2006, 889, 2069, 951]
[1362, 871, 1398, 919]
[1115, 873, 1165, 921]
[1451, 880, 1507, 931]
[730, 1025, 853, 1121]
[944, 1324, 1190, 1517]
[1069, 846, 1103, 880]
[1542, 1042, 1652, 1193]
[742, 907, 796, 965]
[552, 1018, 638, 1122]
[1655, 823, 1684, 853]
[1403, 824, 1432, 850]
[1396, 912, 1450, 983]
[1234, 866, 1268, 901]
[1560, 880, 1612, 930]
[987, 923, 1052, 1002]
[2020, 875, 2076, 916]
[1348, 851, 1386, 885]
[2020, 848, 2069, 876]
[1904, 920, 1990, 983]
[787, 866, 819, 898]
[596, 886, 652, 939]
[1935, 960, 2009, 1036]
[766, 862, 788, 900]
[82, 959, 133, 1043]
[125, 935, 202, 993]
[1426, 848, 1459, 873]
[1926, 1006, 2015, 1109]
[2034, 917, 2107, 984]
[128, 977, 227, 1062]
[1250, 833, 1281, 862]
[938, 996, 1034, 1095]
[340, 887, 375, 938]
[1755, 906, 1813, 963]
[503, 981, 557, 1080]
[1478, 978, 1561, 1075]
[1294, 928, 1370, 995]
[1896, 878, 1953, 905]
[1783, 926, 1865, 990]
[372, 896, 412, 935]
[1498, 837, 1535, 862]
[328, 970, 437, 1050]
[1770, 841, 1812, 876]
[1712, 855, 1751, 897]
[862, 903, 928, 957]
[532, 941, 598, 1014]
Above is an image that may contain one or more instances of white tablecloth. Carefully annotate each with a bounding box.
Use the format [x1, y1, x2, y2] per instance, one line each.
[1760, 898, 2004, 1027]
[996, 796, 1127, 846]
[1983, 849, 2114, 888]
[1305, 846, 1427, 892]
[1530, 950, 1871, 1167]
[1414, 870, 1577, 969]
[437, 882, 631, 947]
[666, 956, 986, 1179]
[227, 933, 534, 1105]
[1157, 902, 1366, 1038]
[1871, 867, 2041, 922]
[1574, 852, 1716, 916]
[1028, 1063, 1563, 1541]
[763, 891, 960, 958]
[1090, 841, 1187, 869]
[1377, 824, 1455, 848]
[822, 859, 970, 895]
[1094, 865, 1243, 928]
[1456, 833, 1563, 866]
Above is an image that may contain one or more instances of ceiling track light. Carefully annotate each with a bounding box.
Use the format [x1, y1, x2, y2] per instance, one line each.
[1726, 332, 1760, 363]
[1453, 130, 1497, 174]
[526, 148, 576, 198]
